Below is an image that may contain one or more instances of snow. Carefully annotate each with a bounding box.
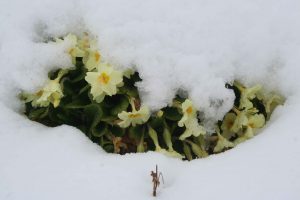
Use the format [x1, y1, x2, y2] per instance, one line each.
[0, 0, 300, 199]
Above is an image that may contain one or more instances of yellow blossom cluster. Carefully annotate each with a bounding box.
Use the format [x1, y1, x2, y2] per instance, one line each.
[21, 34, 284, 160]
[217, 81, 284, 152]
[22, 70, 67, 108]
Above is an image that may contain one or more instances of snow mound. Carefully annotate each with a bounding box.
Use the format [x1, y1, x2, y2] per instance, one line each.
[0, 0, 300, 199]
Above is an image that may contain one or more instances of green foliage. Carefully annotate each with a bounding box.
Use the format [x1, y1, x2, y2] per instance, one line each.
[162, 107, 182, 121]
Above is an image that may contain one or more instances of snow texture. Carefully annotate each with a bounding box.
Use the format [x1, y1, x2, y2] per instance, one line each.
[0, 0, 300, 199]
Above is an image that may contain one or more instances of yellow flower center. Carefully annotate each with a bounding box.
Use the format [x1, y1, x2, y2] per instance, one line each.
[248, 123, 255, 128]
[226, 120, 234, 129]
[98, 73, 110, 84]
[186, 106, 193, 114]
[36, 90, 43, 97]
[68, 48, 74, 55]
[95, 52, 100, 62]
[128, 113, 141, 118]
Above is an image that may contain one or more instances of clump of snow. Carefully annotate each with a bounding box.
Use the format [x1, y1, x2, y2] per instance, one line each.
[2, 0, 300, 121]
[0, 0, 300, 199]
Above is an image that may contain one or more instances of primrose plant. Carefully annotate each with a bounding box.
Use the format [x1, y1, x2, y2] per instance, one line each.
[21, 33, 284, 160]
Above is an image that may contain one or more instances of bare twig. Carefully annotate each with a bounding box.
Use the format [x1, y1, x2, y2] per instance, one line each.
[151, 165, 164, 197]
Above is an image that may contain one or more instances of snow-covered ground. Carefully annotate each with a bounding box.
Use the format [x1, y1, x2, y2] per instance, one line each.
[0, 0, 300, 199]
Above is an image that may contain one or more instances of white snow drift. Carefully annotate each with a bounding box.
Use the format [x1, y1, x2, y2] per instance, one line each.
[0, 0, 300, 199]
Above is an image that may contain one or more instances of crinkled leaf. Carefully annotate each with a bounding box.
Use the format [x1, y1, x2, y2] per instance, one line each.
[109, 96, 129, 116]
[70, 67, 87, 83]
[149, 117, 164, 133]
[109, 125, 126, 137]
[129, 125, 144, 140]
[84, 103, 103, 130]
[63, 99, 89, 109]
[92, 122, 107, 137]
[162, 107, 182, 121]
[118, 84, 139, 98]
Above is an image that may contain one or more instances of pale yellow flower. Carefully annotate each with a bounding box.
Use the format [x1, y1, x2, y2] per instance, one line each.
[23, 79, 63, 108]
[234, 81, 261, 110]
[230, 109, 248, 132]
[178, 99, 196, 127]
[83, 50, 101, 71]
[233, 128, 254, 145]
[221, 112, 237, 139]
[123, 68, 135, 78]
[85, 64, 123, 102]
[234, 113, 265, 145]
[179, 118, 206, 140]
[118, 105, 150, 128]
[77, 33, 91, 50]
[22, 92, 49, 107]
[233, 136, 246, 145]
[58, 34, 85, 63]
[264, 94, 284, 114]
[213, 132, 234, 153]
[35, 79, 63, 108]
[68, 47, 85, 62]
[23, 70, 67, 108]
[245, 113, 265, 137]
[77, 33, 98, 51]
[177, 99, 206, 140]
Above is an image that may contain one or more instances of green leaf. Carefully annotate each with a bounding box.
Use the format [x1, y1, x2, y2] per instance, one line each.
[118, 84, 139, 98]
[79, 85, 90, 95]
[63, 99, 89, 109]
[47, 108, 64, 124]
[84, 103, 103, 130]
[109, 96, 129, 116]
[61, 78, 75, 96]
[109, 125, 126, 137]
[78, 125, 88, 134]
[66, 60, 87, 83]
[103, 144, 114, 153]
[56, 113, 72, 123]
[28, 107, 49, 120]
[129, 125, 144, 140]
[61, 75, 88, 99]
[162, 107, 182, 121]
[92, 122, 107, 137]
[70, 67, 87, 83]
[149, 117, 164, 133]
[100, 115, 117, 123]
